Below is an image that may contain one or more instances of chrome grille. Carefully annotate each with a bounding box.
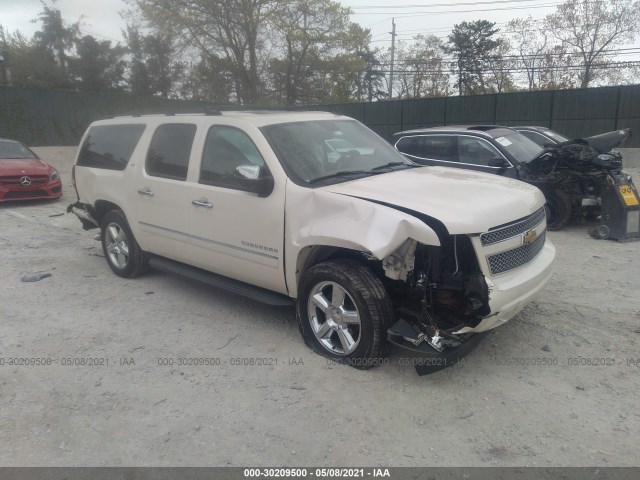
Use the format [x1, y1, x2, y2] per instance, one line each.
[487, 230, 546, 275]
[480, 207, 546, 246]
[0, 175, 49, 186]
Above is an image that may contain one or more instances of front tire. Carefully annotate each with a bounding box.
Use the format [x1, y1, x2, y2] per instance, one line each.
[297, 259, 394, 369]
[545, 189, 572, 231]
[100, 209, 147, 278]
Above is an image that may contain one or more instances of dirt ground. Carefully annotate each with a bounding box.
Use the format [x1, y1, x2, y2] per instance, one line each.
[1, 146, 639, 467]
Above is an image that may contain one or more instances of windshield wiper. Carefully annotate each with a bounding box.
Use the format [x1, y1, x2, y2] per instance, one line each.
[370, 161, 420, 171]
[308, 170, 377, 184]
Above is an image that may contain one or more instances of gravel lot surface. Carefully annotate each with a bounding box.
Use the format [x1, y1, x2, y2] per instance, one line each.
[1, 147, 639, 467]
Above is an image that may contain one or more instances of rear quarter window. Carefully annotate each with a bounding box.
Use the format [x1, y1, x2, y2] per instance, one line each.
[77, 124, 146, 170]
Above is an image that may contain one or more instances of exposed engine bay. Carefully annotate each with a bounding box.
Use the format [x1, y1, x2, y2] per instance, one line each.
[518, 129, 633, 228]
[380, 236, 491, 374]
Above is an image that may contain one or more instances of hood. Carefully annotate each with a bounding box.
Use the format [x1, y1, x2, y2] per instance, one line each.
[581, 128, 630, 153]
[545, 128, 631, 154]
[322, 166, 545, 234]
[527, 128, 631, 171]
[0, 158, 52, 176]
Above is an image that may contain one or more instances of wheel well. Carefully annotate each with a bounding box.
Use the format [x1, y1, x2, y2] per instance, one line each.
[296, 245, 382, 287]
[93, 200, 122, 225]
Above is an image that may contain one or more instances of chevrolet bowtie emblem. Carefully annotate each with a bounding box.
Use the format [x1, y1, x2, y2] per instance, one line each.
[522, 229, 538, 245]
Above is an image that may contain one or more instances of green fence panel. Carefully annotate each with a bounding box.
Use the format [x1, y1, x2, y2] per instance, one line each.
[368, 124, 402, 141]
[402, 97, 446, 126]
[365, 100, 402, 125]
[551, 118, 617, 140]
[2, 84, 640, 147]
[445, 94, 495, 124]
[496, 91, 553, 125]
[0, 86, 206, 146]
[552, 87, 619, 120]
[617, 85, 640, 119]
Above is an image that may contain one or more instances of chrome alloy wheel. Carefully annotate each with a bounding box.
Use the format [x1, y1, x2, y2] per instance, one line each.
[307, 281, 362, 355]
[105, 222, 130, 269]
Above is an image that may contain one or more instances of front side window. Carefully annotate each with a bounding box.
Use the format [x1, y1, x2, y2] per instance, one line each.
[200, 126, 265, 189]
[519, 130, 551, 148]
[458, 137, 504, 166]
[77, 124, 146, 170]
[146, 123, 197, 181]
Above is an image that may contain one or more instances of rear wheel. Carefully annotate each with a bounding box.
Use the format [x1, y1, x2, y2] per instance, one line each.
[297, 259, 394, 369]
[100, 210, 147, 278]
[544, 190, 572, 231]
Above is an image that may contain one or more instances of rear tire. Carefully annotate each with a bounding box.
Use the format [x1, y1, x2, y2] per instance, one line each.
[545, 190, 572, 231]
[297, 259, 394, 369]
[100, 210, 147, 278]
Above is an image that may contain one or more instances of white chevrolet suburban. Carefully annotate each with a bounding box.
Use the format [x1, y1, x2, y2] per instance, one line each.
[69, 111, 555, 373]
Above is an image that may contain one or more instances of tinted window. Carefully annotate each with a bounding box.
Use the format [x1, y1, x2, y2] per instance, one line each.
[458, 137, 503, 166]
[77, 124, 145, 170]
[146, 124, 197, 181]
[397, 135, 456, 161]
[200, 126, 265, 189]
[395, 136, 422, 156]
[519, 130, 550, 147]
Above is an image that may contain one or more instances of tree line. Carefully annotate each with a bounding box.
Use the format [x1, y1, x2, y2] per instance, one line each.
[0, 0, 638, 105]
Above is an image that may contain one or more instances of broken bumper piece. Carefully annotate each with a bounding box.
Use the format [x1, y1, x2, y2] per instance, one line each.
[387, 318, 488, 375]
[67, 202, 99, 230]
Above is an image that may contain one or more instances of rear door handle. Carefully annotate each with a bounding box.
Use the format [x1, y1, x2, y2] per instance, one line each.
[137, 187, 154, 196]
[192, 198, 213, 208]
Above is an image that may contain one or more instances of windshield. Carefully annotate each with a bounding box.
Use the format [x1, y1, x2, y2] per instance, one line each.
[493, 132, 544, 164]
[0, 141, 37, 159]
[261, 120, 415, 185]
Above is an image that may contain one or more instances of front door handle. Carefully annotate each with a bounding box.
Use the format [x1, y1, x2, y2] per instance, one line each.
[192, 198, 213, 208]
[137, 186, 154, 196]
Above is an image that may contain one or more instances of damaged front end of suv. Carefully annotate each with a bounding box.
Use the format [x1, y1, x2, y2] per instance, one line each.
[382, 208, 551, 374]
[519, 128, 633, 229]
[289, 167, 555, 375]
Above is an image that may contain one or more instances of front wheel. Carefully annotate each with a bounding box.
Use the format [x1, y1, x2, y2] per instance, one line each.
[100, 209, 147, 278]
[297, 259, 394, 369]
[544, 189, 572, 231]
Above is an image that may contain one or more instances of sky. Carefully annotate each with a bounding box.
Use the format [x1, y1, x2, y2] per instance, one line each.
[1, 0, 562, 49]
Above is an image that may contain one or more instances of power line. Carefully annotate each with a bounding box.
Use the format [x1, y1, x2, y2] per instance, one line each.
[351, 0, 555, 9]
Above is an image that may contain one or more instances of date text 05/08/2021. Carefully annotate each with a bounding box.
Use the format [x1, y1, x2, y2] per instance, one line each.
[243, 468, 391, 478]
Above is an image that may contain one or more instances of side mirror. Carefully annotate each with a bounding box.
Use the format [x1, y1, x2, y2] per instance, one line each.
[233, 164, 274, 197]
[488, 157, 509, 168]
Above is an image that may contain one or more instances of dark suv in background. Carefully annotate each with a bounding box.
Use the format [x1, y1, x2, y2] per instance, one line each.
[391, 125, 634, 231]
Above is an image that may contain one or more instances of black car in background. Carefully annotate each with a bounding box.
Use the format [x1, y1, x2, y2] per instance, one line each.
[391, 125, 633, 230]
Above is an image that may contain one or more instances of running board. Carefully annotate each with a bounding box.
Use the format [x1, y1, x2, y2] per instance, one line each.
[148, 256, 294, 307]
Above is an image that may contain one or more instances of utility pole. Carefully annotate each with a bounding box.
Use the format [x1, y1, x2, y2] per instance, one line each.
[388, 18, 396, 99]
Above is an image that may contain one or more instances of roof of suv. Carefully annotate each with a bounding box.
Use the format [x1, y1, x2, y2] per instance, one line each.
[393, 125, 517, 139]
[102, 110, 345, 128]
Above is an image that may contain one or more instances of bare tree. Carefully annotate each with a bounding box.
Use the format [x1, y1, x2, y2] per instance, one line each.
[507, 16, 547, 90]
[544, 0, 640, 88]
[134, 0, 278, 104]
[395, 35, 450, 98]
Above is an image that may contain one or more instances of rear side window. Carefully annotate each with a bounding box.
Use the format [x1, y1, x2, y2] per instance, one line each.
[146, 124, 197, 181]
[396, 135, 456, 161]
[77, 124, 146, 170]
